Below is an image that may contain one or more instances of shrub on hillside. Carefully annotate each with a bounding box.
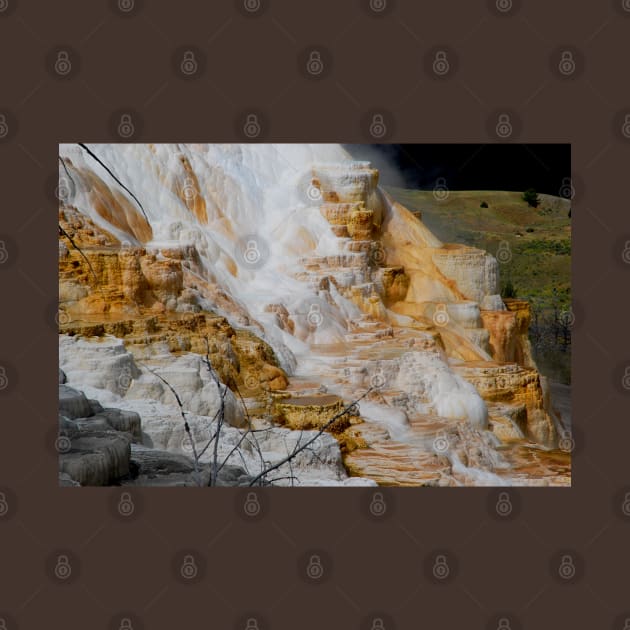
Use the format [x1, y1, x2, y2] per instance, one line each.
[501, 280, 517, 298]
[522, 188, 540, 208]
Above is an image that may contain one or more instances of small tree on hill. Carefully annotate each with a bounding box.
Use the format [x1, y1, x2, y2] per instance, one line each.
[501, 279, 517, 298]
[522, 188, 540, 208]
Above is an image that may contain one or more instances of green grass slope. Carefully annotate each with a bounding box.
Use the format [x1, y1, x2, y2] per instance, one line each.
[386, 188, 572, 383]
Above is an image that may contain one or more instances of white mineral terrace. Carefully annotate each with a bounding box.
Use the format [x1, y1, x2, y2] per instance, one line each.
[57, 143, 569, 486]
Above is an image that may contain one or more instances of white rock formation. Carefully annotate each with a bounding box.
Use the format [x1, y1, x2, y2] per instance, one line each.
[59, 335, 375, 486]
[59, 334, 245, 427]
[57, 143, 565, 486]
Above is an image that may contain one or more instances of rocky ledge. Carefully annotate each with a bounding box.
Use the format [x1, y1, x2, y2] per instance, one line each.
[57, 352, 376, 487]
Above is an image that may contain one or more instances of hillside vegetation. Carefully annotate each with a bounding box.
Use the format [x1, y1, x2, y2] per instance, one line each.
[386, 188, 572, 383]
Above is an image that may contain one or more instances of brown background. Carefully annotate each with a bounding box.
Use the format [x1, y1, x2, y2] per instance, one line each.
[1, 0, 629, 628]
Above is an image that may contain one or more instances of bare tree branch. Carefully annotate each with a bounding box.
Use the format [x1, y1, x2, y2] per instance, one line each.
[202, 338, 226, 487]
[77, 143, 149, 223]
[246, 390, 372, 487]
[138, 361, 202, 486]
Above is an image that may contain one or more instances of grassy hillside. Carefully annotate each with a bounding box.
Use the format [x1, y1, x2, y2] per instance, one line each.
[386, 188, 572, 383]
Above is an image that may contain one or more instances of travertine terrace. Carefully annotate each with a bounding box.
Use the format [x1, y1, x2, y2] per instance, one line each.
[57, 144, 568, 486]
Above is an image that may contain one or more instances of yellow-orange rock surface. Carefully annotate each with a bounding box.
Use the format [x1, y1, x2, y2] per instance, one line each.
[59, 207, 288, 393]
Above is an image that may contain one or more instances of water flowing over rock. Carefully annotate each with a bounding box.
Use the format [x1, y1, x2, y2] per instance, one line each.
[57, 143, 568, 486]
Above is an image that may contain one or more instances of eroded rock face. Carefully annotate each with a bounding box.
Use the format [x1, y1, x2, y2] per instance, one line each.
[57, 376, 374, 486]
[431, 245, 501, 306]
[275, 394, 347, 431]
[57, 144, 568, 486]
[453, 362, 557, 446]
[59, 385, 93, 419]
[377, 266, 410, 306]
[58, 376, 145, 485]
[60, 431, 131, 486]
[312, 162, 382, 215]
[59, 335, 246, 428]
[59, 206, 289, 394]
[123, 445, 218, 487]
[57, 347, 376, 486]
[481, 299, 536, 367]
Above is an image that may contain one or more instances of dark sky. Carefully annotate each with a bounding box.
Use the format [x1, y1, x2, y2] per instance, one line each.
[344, 144, 570, 196]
